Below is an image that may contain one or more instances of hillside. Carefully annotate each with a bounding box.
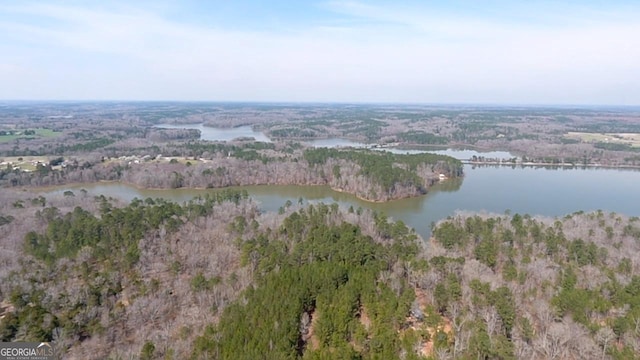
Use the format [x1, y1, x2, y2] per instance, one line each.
[0, 190, 434, 359]
[0, 187, 639, 359]
[424, 211, 640, 359]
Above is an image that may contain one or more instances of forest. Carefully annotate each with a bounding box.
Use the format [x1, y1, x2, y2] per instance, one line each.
[424, 211, 640, 359]
[1, 103, 640, 359]
[2, 103, 640, 168]
[0, 143, 462, 202]
[1, 183, 639, 359]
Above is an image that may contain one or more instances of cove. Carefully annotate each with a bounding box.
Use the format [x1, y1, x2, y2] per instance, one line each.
[154, 124, 272, 142]
[42, 165, 640, 240]
[305, 138, 515, 160]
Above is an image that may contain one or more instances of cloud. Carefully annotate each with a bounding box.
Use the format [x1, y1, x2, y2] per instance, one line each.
[0, 1, 639, 104]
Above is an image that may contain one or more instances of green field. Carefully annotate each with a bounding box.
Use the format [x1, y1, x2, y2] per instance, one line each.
[0, 128, 62, 143]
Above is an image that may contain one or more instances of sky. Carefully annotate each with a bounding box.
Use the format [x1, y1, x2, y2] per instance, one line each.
[1, 0, 639, 105]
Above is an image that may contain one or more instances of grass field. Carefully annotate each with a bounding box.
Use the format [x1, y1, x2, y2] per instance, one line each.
[565, 132, 640, 147]
[0, 128, 62, 143]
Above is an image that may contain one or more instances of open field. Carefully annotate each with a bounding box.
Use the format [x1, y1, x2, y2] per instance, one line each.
[0, 128, 62, 143]
[0, 156, 50, 172]
[565, 132, 640, 147]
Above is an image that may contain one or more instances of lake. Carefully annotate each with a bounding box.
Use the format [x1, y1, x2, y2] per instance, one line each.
[155, 129, 515, 160]
[151, 129, 514, 161]
[155, 124, 272, 142]
[305, 138, 515, 160]
[44, 165, 640, 240]
[383, 148, 514, 160]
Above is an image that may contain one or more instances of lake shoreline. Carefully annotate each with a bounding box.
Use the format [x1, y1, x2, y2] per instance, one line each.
[23, 165, 640, 241]
[26, 178, 440, 204]
[462, 161, 640, 170]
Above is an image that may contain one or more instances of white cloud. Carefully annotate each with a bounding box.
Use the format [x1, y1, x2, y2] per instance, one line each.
[0, 1, 639, 104]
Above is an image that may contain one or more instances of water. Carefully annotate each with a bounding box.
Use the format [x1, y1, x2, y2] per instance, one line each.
[305, 138, 515, 160]
[383, 148, 514, 160]
[420, 149, 514, 160]
[155, 124, 271, 142]
[151, 130, 512, 161]
[306, 138, 368, 148]
[44, 165, 640, 240]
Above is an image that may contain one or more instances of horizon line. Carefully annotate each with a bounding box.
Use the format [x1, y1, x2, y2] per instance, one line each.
[1, 99, 639, 109]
